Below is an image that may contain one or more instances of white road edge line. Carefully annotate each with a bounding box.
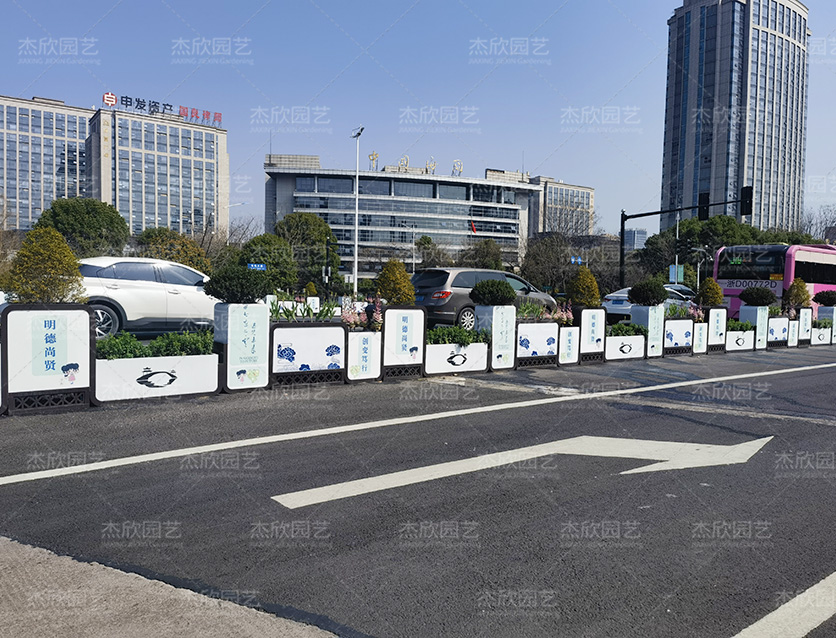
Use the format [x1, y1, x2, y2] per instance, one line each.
[732, 570, 836, 637]
[1, 361, 834, 487]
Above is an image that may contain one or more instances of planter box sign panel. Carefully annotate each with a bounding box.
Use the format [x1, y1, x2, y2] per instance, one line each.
[347, 332, 382, 382]
[490, 305, 516, 371]
[693, 323, 708, 354]
[425, 343, 488, 375]
[604, 335, 645, 361]
[664, 319, 693, 355]
[788, 320, 799, 347]
[382, 309, 425, 367]
[632, 305, 664, 358]
[5, 308, 92, 394]
[739, 306, 768, 349]
[707, 308, 727, 347]
[558, 326, 579, 365]
[799, 308, 813, 342]
[222, 304, 269, 391]
[579, 309, 605, 354]
[818, 307, 836, 344]
[95, 355, 219, 402]
[272, 326, 346, 373]
[516, 323, 558, 359]
[767, 318, 789, 344]
[811, 327, 831, 346]
[726, 331, 755, 352]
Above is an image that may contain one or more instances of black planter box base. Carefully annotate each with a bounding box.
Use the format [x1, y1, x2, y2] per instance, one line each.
[707, 344, 725, 353]
[383, 365, 422, 380]
[8, 390, 89, 415]
[664, 347, 692, 357]
[272, 369, 344, 386]
[767, 341, 788, 348]
[579, 352, 605, 365]
[517, 355, 557, 368]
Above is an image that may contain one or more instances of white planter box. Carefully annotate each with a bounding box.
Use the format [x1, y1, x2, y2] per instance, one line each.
[95, 354, 219, 402]
[382, 308, 425, 367]
[726, 331, 755, 352]
[347, 331, 382, 381]
[767, 317, 789, 343]
[272, 325, 346, 373]
[516, 323, 558, 358]
[811, 327, 831, 346]
[664, 319, 694, 351]
[817, 307, 836, 344]
[558, 326, 580, 365]
[788, 320, 799, 347]
[604, 335, 645, 361]
[425, 343, 488, 375]
[739, 305, 769, 349]
[489, 306, 516, 370]
[631, 305, 664, 358]
[214, 303, 270, 391]
[579, 308, 606, 354]
[799, 308, 813, 341]
[707, 308, 727, 346]
[693, 323, 708, 354]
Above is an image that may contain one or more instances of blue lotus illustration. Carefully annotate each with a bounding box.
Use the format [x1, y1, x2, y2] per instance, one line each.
[546, 337, 556, 345]
[519, 337, 530, 349]
[325, 344, 341, 356]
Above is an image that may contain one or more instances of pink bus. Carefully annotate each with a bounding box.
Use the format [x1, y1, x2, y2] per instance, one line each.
[714, 244, 836, 318]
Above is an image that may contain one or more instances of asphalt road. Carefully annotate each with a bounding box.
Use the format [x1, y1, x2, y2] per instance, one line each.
[1, 346, 836, 637]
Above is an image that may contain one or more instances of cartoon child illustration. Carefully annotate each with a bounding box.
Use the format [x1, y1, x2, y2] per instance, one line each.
[61, 363, 80, 385]
[236, 369, 247, 383]
[409, 346, 419, 360]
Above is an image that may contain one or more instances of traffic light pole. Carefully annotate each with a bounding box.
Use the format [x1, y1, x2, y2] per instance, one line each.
[619, 187, 752, 289]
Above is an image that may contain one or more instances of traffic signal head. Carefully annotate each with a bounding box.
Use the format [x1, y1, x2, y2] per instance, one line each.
[698, 192, 710, 221]
[740, 186, 753, 217]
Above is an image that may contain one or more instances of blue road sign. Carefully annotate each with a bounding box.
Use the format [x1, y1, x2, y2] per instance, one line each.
[247, 263, 267, 271]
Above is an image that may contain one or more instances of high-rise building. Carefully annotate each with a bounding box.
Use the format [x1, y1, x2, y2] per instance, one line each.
[623, 228, 648, 251]
[264, 155, 541, 277]
[660, 0, 809, 232]
[527, 176, 595, 236]
[0, 93, 229, 235]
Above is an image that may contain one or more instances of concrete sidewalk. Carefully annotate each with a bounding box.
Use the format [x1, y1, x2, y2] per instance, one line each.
[0, 536, 337, 638]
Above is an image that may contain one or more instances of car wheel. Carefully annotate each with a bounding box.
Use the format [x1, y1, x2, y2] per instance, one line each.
[457, 307, 476, 330]
[91, 304, 121, 339]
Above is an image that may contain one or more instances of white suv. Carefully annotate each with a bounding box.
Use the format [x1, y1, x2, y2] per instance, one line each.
[79, 257, 218, 339]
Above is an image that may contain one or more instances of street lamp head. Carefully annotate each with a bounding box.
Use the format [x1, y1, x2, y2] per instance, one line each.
[351, 126, 364, 138]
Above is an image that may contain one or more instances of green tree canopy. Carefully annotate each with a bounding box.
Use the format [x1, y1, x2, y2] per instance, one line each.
[416, 235, 453, 268]
[136, 227, 211, 273]
[6, 227, 86, 303]
[238, 233, 298, 292]
[35, 198, 129, 258]
[566, 265, 600, 307]
[274, 212, 341, 291]
[457, 238, 503, 270]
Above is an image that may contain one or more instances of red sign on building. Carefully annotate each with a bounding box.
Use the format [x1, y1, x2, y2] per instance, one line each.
[102, 92, 117, 107]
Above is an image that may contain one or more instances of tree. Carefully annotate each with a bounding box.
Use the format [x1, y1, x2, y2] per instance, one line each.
[521, 234, 572, 293]
[376, 259, 415, 305]
[566, 266, 600, 307]
[696, 277, 724, 306]
[416, 235, 452, 268]
[6, 227, 86, 303]
[457, 238, 503, 270]
[274, 212, 341, 290]
[35, 198, 129, 258]
[238, 234, 298, 292]
[786, 277, 811, 309]
[136, 227, 211, 273]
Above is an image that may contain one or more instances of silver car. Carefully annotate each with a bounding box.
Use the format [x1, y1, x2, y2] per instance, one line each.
[602, 285, 695, 322]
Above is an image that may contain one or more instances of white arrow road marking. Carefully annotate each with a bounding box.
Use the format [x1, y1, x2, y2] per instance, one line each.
[732, 570, 836, 637]
[271, 435, 773, 509]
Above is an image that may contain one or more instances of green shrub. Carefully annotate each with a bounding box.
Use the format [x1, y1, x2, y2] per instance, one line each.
[812, 318, 833, 329]
[470, 279, 516, 305]
[96, 332, 151, 360]
[607, 322, 648, 337]
[627, 279, 667, 306]
[204, 262, 273, 304]
[517, 302, 547, 320]
[738, 286, 777, 307]
[813, 290, 836, 306]
[425, 326, 490, 346]
[697, 277, 724, 307]
[727, 319, 755, 332]
[7, 227, 86, 303]
[376, 260, 415, 305]
[304, 281, 318, 297]
[786, 278, 811, 308]
[566, 266, 600, 307]
[147, 331, 214, 357]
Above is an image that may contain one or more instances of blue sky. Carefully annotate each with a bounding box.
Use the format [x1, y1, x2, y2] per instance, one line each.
[3, 0, 835, 234]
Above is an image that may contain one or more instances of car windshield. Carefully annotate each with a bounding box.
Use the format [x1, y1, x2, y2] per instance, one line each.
[412, 271, 448, 288]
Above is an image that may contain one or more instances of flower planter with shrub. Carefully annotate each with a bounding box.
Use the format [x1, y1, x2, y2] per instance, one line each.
[604, 322, 646, 361]
[689, 308, 708, 354]
[94, 331, 218, 403]
[811, 319, 832, 346]
[342, 298, 384, 382]
[424, 326, 490, 375]
[813, 291, 836, 344]
[628, 279, 667, 358]
[663, 306, 694, 356]
[737, 287, 776, 350]
[725, 319, 756, 352]
[470, 280, 516, 371]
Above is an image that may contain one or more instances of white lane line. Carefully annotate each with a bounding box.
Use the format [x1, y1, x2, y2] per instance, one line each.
[1, 361, 834, 487]
[732, 570, 836, 637]
[272, 435, 773, 509]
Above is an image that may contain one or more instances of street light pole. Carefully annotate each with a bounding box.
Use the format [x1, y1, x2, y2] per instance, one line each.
[400, 222, 416, 273]
[351, 126, 364, 296]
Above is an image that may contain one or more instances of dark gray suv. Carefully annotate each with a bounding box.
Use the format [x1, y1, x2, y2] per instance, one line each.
[412, 268, 557, 329]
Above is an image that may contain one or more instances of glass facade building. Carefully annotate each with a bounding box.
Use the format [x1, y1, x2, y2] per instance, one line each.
[528, 176, 595, 236]
[660, 0, 809, 232]
[0, 94, 229, 235]
[264, 155, 540, 277]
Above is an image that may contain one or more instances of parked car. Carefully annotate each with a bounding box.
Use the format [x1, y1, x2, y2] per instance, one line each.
[664, 283, 697, 300]
[602, 285, 695, 323]
[411, 268, 557, 329]
[79, 257, 218, 339]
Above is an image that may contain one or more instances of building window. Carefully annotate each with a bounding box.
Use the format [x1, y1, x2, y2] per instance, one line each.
[319, 177, 353, 193]
[295, 176, 315, 192]
[393, 181, 433, 198]
[439, 184, 466, 200]
[359, 178, 389, 195]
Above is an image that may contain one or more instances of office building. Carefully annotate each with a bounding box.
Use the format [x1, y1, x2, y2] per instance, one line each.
[660, 0, 809, 232]
[264, 155, 541, 277]
[623, 228, 648, 251]
[0, 93, 229, 235]
[527, 175, 595, 236]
